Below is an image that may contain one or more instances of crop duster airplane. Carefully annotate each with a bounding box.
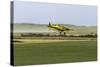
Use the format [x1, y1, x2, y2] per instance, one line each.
[48, 22, 73, 35]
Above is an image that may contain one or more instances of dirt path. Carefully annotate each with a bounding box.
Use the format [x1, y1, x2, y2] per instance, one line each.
[13, 39, 96, 44]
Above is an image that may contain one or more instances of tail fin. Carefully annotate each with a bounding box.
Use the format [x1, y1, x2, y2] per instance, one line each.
[49, 22, 52, 26]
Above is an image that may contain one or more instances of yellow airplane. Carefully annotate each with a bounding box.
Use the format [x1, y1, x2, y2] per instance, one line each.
[48, 22, 73, 35]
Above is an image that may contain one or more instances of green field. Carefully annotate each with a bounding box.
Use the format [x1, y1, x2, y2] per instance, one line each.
[12, 20, 97, 66]
[14, 39, 97, 66]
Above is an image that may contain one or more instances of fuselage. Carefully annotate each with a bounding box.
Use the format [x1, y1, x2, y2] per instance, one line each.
[48, 23, 71, 32]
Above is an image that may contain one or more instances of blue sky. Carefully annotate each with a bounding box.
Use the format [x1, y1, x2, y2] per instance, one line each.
[14, 1, 97, 26]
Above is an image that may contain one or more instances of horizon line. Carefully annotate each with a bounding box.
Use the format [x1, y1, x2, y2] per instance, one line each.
[13, 22, 97, 27]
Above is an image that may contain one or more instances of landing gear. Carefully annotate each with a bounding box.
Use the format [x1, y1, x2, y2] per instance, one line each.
[59, 31, 66, 36]
[60, 32, 62, 36]
[64, 32, 66, 36]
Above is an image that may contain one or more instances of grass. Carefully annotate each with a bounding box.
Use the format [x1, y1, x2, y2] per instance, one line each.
[14, 40, 97, 66]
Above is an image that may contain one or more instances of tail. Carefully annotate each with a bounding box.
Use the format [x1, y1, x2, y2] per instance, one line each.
[48, 22, 52, 26]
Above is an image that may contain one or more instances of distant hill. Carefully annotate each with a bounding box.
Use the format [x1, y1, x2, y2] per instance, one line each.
[13, 23, 97, 35]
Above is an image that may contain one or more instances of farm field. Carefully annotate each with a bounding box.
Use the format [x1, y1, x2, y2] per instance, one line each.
[12, 22, 97, 66]
[13, 39, 97, 66]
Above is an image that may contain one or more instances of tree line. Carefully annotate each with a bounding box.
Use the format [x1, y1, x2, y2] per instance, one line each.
[20, 33, 97, 37]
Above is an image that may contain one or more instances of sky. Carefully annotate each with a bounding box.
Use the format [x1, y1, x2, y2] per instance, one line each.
[14, 1, 97, 26]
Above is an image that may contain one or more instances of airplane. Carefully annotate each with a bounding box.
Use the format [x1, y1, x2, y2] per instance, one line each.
[48, 22, 73, 35]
